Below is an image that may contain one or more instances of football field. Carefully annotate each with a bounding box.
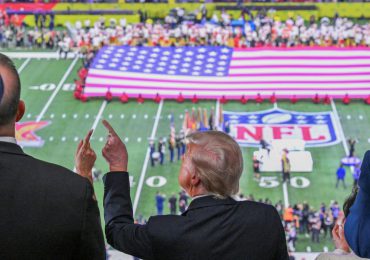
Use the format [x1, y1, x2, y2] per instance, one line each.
[14, 56, 370, 253]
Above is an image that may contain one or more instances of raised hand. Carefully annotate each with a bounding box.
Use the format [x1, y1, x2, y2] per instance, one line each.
[75, 129, 96, 184]
[102, 120, 128, 172]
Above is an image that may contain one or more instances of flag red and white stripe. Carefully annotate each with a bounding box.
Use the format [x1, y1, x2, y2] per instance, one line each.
[84, 47, 370, 99]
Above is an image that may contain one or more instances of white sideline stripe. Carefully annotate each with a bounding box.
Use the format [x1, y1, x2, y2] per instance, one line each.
[73, 101, 107, 173]
[133, 100, 164, 216]
[36, 57, 78, 122]
[17, 58, 31, 74]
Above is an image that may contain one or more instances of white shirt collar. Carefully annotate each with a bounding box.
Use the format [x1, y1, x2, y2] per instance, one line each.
[0, 136, 17, 144]
[192, 194, 213, 200]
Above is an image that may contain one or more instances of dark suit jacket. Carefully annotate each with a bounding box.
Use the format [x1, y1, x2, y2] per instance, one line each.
[0, 141, 105, 259]
[104, 172, 288, 260]
[345, 150, 370, 258]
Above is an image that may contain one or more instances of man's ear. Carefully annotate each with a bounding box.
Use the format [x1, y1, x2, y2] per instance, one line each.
[15, 100, 25, 122]
[190, 172, 201, 186]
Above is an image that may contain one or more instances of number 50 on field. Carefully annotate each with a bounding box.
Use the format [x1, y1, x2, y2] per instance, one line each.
[259, 176, 310, 189]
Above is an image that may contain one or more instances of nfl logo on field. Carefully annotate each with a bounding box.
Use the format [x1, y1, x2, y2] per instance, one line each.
[224, 108, 340, 147]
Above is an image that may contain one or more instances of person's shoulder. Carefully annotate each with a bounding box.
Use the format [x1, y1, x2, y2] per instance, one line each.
[237, 200, 276, 212]
[237, 200, 281, 220]
[27, 155, 87, 184]
[364, 150, 370, 160]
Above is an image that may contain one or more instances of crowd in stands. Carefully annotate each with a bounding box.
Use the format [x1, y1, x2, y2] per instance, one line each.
[1, 7, 370, 51]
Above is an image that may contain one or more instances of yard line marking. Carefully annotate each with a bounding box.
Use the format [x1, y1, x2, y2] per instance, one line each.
[73, 100, 107, 172]
[274, 101, 290, 207]
[259, 101, 290, 207]
[91, 101, 107, 132]
[240, 144, 248, 186]
[330, 99, 349, 155]
[330, 99, 354, 176]
[133, 100, 164, 215]
[36, 57, 78, 122]
[282, 182, 290, 208]
[215, 99, 220, 130]
[17, 58, 31, 74]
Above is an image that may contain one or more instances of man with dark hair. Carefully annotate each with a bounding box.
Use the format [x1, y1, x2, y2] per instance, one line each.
[0, 53, 105, 259]
[0, 54, 21, 127]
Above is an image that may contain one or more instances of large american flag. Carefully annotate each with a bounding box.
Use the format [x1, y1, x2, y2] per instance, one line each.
[84, 46, 370, 99]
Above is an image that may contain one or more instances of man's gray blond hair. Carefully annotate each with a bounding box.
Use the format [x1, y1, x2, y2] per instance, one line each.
[186, 131, 243, 198]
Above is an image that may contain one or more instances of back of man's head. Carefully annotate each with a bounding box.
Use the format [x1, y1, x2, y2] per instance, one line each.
[186, 131, 243, 198]
[0, 53, 21, 127]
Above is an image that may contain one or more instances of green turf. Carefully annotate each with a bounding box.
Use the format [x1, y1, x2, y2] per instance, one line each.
[20, 59, 73, 114]
[16, 58, 370, 253]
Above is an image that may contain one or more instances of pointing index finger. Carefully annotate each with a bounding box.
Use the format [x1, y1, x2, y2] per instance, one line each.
[82, 129, 93, 149]
[102, 120, 118, 136]
[84, 129, 93, 143]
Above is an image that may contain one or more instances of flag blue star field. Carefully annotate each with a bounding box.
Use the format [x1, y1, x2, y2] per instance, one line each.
[84, 46, 370, 99]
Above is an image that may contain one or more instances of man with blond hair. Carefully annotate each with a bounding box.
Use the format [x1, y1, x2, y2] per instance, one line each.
[99, 122, 288, 260]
